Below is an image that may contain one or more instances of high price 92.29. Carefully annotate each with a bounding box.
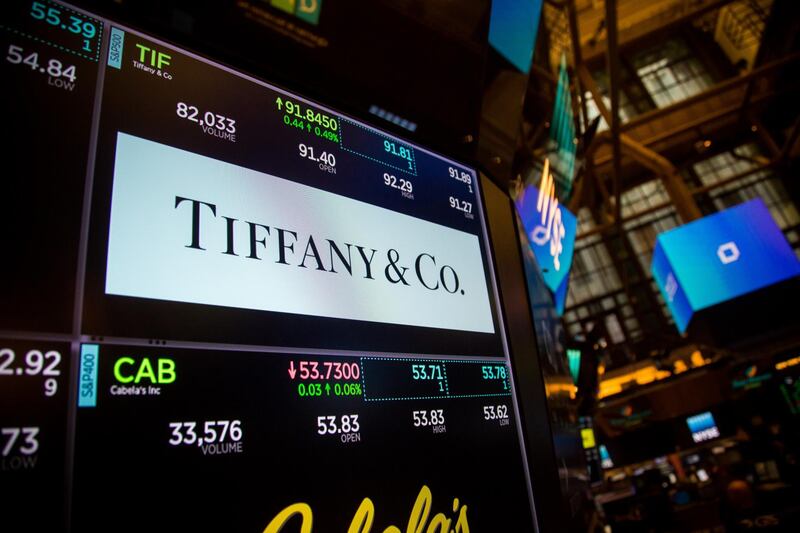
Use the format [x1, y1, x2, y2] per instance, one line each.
[383, 172, 414, 199]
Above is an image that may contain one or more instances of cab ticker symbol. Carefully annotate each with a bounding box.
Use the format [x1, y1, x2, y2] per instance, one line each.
[530, 158, 566, 271]
[113, 357, 176, 384]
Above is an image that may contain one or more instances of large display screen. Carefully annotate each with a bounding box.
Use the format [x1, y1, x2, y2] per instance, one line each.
[514, 175, 578, 315]
[651, 198, 800, 332]
[0, 1, 537, 531]
[488, 0, 543, 73]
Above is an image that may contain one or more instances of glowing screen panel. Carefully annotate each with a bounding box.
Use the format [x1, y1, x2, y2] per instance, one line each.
[0, 1, 538, 530]
[652, 199, 800, 332]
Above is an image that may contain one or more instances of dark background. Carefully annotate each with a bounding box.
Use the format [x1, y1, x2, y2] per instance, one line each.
[71, 345, 533, 531]
[0, 339, 71, 533]
[0, 4, 101, 334]
[81, 28, 505, 357]
[0, 1, 560, 530]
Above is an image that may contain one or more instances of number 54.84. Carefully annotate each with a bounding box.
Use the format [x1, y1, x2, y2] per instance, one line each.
[6, 45, 77, 82]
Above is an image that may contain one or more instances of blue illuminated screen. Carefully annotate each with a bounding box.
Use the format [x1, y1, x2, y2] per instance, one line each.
[651, 199, 800, 332]
[600, 444, 613, 469]
[515, 184, 578, 314]
[488, 0, 543, 73]
[686, 411, 720, 443]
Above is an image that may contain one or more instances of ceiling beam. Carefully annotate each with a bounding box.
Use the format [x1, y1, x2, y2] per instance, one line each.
[567, 0, 589, 131]
[620, 52, 800, 131]
[581, 0, 738, 64]
[579, 63, 702, 223]
[605, 0, 623, 232]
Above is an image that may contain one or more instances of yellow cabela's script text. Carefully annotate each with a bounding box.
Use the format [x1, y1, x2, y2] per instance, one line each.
[263, 484, 470, 533]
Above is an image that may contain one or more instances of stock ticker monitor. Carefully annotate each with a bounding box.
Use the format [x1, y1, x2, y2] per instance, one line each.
[0, 1, 545, 531]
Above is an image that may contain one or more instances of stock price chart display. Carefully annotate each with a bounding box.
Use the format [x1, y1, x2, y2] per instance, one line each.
[1, 1, 537, 531]
[72, 347, 525, 531]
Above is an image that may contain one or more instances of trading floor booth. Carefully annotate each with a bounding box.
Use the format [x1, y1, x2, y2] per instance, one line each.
[0, 1, 567, 530]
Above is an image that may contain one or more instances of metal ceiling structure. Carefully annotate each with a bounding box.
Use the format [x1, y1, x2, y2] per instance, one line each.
[517, 0, 800, 371]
